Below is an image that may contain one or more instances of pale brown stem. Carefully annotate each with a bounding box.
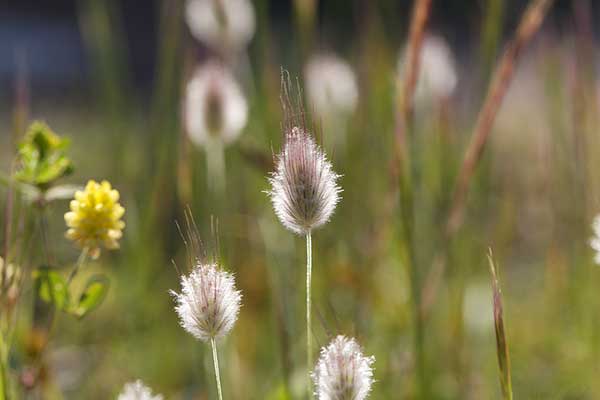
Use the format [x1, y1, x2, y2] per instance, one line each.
[394, 0, 432, 164]
[446, 0, 554, 235]
[422, 0, 554, 318]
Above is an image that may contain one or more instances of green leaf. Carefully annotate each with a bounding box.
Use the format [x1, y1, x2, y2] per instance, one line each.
[14, 121, 74, 188]
[488, 249, 513, 400]
[33, 266, 70, 311]
[70, 275, 110, 319]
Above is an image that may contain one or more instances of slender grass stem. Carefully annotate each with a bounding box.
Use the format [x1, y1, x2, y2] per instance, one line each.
[206, 139, 226, 197]
[67, 247, 89, 286]
[0, 333, 9, 400]
[488, 251, 513, 400]
[306, 231, 313, 399]
[38, 207, 51, 266]
[398, 168, 426, 398]
[210, 338, 224, 400]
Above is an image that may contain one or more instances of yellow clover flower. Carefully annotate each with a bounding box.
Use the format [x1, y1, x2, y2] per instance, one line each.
[64, 180, 125, 258]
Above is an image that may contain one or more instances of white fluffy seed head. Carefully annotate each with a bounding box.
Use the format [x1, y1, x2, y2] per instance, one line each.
[268, 126, 341, 235]
[305, 53, 358, 118]
[312, 335, 375, 400]
[590, 215, 600, 265]
[398, 34, 457, 103]
[184, 61, 248, 147]
[171, 263, 242, 342]
[117, 380, 163, 400]
[185, 0, 255, 50]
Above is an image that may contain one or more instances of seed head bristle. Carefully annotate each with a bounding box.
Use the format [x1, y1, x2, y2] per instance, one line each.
[171, 262, 242, 342]
[312, 335, 375, 400]
[267, 72, 342, 235]
[117, 380, 163, 400]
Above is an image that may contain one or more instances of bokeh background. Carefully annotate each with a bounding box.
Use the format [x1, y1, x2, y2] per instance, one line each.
[2, 0, 600, 399]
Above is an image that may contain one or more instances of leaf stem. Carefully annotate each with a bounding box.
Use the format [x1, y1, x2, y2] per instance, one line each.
[210, 337, 224, 400]
[67, 247, 89, 286]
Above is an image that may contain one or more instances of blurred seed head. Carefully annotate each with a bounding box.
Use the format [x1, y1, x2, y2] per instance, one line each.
[171, 263, 242, 342]
[398, 34, 457, 103]
[185, 0, 255, 51]
[184, 61, 248, 147]
[117, 380, 163, 400]
[590, 215, 600, 264]
[0, 256, 21, 309]
[267, 76, 341, 235]
[312, 335, 375, 400]
[305, 53, 358, 118]
[64, 180, 125, 259]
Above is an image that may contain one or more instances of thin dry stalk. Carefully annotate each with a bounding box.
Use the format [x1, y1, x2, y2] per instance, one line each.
[421, 0, 554, 318]
[446, 0, 554, 235]
[487, 249, 513, 400]
[394, 0, 432, 162]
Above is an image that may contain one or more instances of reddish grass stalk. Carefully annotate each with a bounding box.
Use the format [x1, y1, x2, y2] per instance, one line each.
[394, 0, 432, 160]
[488, 249, 513, 400]
[446, 0, 554, 235]
[421, 0, 554, 317]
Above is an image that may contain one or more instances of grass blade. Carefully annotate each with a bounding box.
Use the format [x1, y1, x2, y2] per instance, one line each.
[487, 249, 513, 400]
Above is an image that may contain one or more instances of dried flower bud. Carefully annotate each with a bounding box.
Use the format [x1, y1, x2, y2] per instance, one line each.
[312, 335, 375, 400]
[171, 263, 242, 342]
[117, 380, 163, 400]
[0, 256, 21, 308]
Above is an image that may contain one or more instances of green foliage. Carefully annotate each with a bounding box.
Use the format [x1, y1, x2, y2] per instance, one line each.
[33, 267, 109, 319]
[14, 121, 74, 189]
[71, 275, 110, 319]
[33, 266, 70, 311]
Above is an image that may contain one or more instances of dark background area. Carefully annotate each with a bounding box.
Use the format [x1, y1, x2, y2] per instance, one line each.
[0, 0, 587, 95]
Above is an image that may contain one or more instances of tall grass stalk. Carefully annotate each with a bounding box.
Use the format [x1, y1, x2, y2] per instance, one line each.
[306, 231, 313, 399]
[210, 338, 224, 400]
[487, 250, 513, 400]
[447, 0, 555, 235]
[394, 0, 432, 397]
[421, 0, 555, 318]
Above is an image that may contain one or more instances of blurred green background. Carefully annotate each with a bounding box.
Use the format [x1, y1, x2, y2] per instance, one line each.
[1, 0, 600, 399]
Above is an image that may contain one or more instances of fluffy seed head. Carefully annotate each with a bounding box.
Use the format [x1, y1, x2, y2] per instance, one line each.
[267, 77, 341, 235]
[171, 263, 242, 342]
[184, 61, 248, 147]
[590, 215, 600, 265]
[185, 0, 255, 50]
[305, 53, 358, 118]
[64, 180, 125, 259]
[312, 336, 375, 400]
[398, 34, 457, 103]
[117, 380, 163, 400]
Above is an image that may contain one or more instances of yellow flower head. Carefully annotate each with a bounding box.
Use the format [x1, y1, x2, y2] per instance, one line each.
[65, 180, 125, 258]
